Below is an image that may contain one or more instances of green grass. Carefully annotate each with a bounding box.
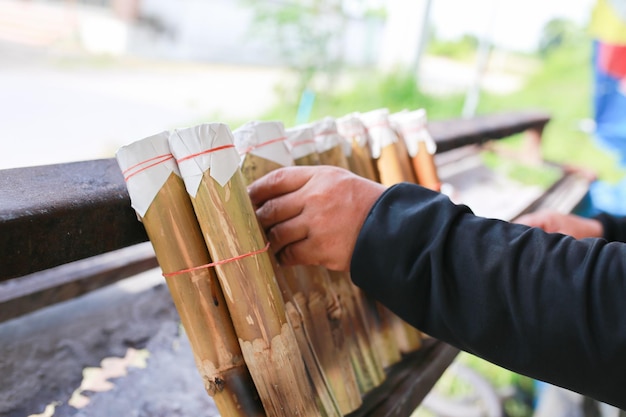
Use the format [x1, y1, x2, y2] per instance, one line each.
[258, 68, 466, 127]
[477, 44, 626, 183]
[482, 151, 564, 189]
[258, 42, 626, 183]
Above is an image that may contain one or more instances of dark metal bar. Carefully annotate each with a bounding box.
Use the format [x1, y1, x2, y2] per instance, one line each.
[429, 110, 551, 153]
[0, 159, 148, 281]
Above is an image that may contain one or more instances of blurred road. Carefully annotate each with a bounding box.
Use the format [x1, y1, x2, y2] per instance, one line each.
[0, 41, 286, 170]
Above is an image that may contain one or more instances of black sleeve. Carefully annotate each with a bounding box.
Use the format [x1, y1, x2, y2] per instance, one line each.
[350, 183, 626, 410]
[595, 212, 626, 243]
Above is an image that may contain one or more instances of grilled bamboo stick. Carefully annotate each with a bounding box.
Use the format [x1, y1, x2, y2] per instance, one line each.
[234, 121, 343, 417]
[116, 132, 265, 417]
[336, 113, 380, 183]
[336, 114, 403, 369]
[169, 123, 321, 417]
[361, 108, 417, 185]
[360, 109, 423, 354]
[286, 125, 363, 413]
[311, 118, 386, 392]
[391, 109, 441, 191]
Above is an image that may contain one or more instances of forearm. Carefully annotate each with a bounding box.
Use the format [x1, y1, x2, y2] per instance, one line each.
[351, 183, 626, 409]
[594, 212, 626, 242]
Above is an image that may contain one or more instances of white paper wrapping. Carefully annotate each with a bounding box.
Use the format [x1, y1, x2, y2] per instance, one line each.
[359, 108, 399, 159]
[116, 131, 179, 218]
[336, 113, 370, 149]
[311, 117, 352, 157]
[168, 123, 241, 197]
[233, 120, 293, 168]
[285, 125, 317, 160]
[390, 108, 436, 157]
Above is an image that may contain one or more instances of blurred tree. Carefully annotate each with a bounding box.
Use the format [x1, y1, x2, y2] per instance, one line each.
[243, 0, 348, 105]
[538, 18, 585, 56]
[243, 0, 387, 120]
[427, 33, 479, 61]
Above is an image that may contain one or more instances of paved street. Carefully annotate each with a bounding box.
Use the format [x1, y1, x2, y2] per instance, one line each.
[0, 42, 287, 170]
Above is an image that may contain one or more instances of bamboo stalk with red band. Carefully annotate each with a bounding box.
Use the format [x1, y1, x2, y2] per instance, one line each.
[116, 131, 265, 417]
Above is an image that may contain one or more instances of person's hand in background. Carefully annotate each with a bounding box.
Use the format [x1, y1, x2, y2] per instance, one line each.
[514, 210, 604, 239]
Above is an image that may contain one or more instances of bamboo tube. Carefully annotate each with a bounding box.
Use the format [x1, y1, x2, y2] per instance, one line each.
[116, 132, 265, 417]
[360, 109, 423, 354]
[233, 121, 343, 417]
[168, 124, 321, 417]
[311, 118, 386, 393]
[336, 113, 380, 183]
[390, 109, 441, 191]
[336, 114, 402, 369]
[286, 125, 363, 413]
[360, 108, 417, 185]
[285, 125, 322, 166]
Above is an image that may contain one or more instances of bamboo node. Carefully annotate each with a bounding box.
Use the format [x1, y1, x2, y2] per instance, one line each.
[205, 375, 226, 396]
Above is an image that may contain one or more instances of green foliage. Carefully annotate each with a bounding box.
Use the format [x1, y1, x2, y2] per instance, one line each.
[478, 43, 626, 183]
[256, 11, 624, 184]
[538, 18, 588, 56]
[482, 151, 563, 189]
[427, 34, 479, 61]
[243, 0, 347, 96]
[261, 69, 465, 126]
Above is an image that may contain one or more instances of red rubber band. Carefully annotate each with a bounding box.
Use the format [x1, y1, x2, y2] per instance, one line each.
[400, 125, 427, 135]
[176, 144, 236, 164]
[162, 242, 271, 278]
[124, 154, 174, 182]
[365, 121, 391, 131]
[290, 139, 316, 147]
[239, 136, 286, 156]
[314, 130, 338, 137]
[337, 130, 364, 138]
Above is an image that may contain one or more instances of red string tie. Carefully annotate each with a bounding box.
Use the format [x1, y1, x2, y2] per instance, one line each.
[176, 144, 236, 164]
[365, 121, 391, 131]
[239, 136, 287, 156]
[162, 242, 271, 278]
[338, 129, 364, 138]
[401, 125, 427, 136]
[290, 139, 317, 148]
[123, 153, 174, 182]
[314, 130, 339, 137]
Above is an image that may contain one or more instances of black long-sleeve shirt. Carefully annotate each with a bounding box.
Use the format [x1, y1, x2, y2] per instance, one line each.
[350, 183, 626, 410]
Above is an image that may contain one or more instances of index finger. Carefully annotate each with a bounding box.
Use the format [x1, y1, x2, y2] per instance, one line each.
[248, 166, 316, 206]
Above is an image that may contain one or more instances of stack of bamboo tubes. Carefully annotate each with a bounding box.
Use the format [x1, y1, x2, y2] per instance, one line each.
[116, 107, 440, 417]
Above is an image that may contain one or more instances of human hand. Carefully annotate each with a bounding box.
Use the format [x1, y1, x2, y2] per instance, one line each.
[514, 210, 603, 239]
[248, 166, 386, 271]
